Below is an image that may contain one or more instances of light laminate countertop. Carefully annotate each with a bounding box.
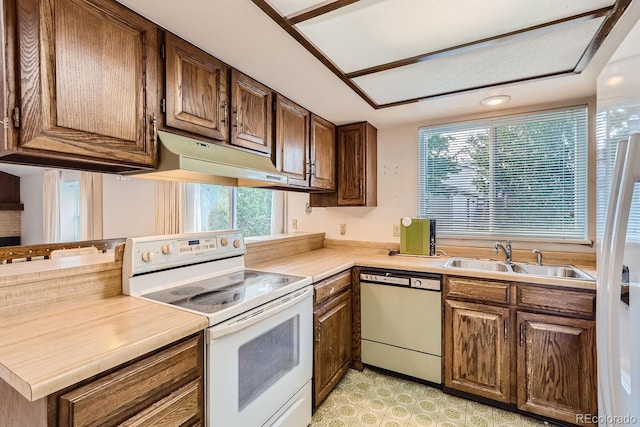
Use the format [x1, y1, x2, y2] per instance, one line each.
[250, 247, 597, 291]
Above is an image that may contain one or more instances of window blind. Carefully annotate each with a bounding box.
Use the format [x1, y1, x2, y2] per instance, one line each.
[596, 104, 640, 242]
[418, 106, 588, 241]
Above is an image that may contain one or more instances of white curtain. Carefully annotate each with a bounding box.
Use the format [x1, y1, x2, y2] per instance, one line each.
[79, 172, 103, 240]
[271, 190, 285, 234]
[155, 181, 186, 235]
[185, 183, 202, 233]
[43, 170, 60, 243]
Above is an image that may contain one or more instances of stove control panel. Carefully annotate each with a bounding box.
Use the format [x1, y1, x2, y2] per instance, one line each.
[123, 230, 245, 277]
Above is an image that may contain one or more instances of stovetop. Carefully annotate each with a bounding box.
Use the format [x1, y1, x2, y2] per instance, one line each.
[141, 269, 307, 315]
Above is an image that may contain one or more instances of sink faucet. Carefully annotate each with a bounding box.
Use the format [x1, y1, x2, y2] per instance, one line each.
[493, 241, 512, 263]
[532, 249, 543, 265]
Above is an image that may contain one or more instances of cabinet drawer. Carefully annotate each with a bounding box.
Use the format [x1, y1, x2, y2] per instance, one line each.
[517, 285, 596, 318]
[120, 379, 201, 427]
[445, 276, 511, 304]
[315, 271, 351, 305]
[58, 334, 202, 427]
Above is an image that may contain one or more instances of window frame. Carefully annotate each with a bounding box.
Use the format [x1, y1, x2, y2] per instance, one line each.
[185, 183, 282, 238]
[417, 101, 596, 247]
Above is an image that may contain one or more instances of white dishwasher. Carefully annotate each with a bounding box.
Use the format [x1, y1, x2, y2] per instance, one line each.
[360, 268, 442, 384]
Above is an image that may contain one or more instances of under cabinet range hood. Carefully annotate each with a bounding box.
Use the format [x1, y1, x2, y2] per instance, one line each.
[129, 131, 288, 186]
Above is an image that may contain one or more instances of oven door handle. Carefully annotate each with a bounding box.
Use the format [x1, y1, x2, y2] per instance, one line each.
[209, 286, 312, 340]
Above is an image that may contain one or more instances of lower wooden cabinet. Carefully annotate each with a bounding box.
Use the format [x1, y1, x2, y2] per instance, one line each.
[443, 276, 597, 426]
[313, 270, 352, 408]
[517, 312, 597, 424]
[49, 332, 204, 427]
[444, 299, 511, 403]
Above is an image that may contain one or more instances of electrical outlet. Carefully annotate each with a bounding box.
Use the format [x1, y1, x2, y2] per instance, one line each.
[393, 224, 400, 237]
[340, 224, 346, 235]
[291, 219, 298, 231]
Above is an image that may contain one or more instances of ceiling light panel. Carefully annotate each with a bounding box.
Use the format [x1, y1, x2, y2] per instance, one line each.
[295, 0, 614, 73]
[352, 17, 605, 105]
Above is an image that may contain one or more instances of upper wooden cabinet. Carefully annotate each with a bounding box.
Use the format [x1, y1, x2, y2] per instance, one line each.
[230, 69, 272, 156]
[163, 33, 228, 142]
[337, 122, 377, 206]
[274, 94, 310, 187]
[3, 0, 159, 171]
[310, 114, 336, 191]
[309, 121, 375, 206]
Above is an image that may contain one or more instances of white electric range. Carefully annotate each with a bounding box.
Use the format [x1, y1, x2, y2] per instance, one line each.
[122, 230, 313, 427]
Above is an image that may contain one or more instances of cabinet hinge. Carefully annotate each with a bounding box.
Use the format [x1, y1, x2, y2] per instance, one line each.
[160, 44, 165, 59]
[12, 107, 20, 128]
[161, 98, 166, 113]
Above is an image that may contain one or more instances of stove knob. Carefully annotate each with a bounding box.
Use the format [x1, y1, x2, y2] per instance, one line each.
[141, 250, 154, 263]
[161, 244, 173, 255]
[220, 237, 228, 247]
[233, 239, 241, 248]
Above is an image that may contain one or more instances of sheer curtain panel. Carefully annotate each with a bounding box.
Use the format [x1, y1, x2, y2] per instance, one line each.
[79, 172, 103, 240]
[43, 170, 60, 243]
[155, 181, 186, 235]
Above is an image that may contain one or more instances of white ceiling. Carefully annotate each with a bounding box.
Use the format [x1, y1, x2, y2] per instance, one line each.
[116, 0, 640, 129]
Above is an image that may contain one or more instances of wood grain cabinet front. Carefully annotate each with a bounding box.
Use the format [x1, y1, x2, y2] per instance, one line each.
[313, 271, 353, 409]
[49, 333, 204, 427]
[274, 94, 310, 187]
[230, 69, 273, 156]
[443, 276, 597, 426]
[3, 0, 159, 171]
[309, 114, 336, 191]
[444, 299, 511, 403]
[517, 312, 597, 424]
[309, 121, 376, 207]
[163, 32, 229, 142]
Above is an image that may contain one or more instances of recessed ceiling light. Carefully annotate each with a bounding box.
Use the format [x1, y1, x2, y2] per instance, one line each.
[606, 76, 624, 86]
[480, 95, 511, 106]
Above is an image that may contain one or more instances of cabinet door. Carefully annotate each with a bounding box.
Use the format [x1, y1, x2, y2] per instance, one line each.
[0, 0, 7, 152]
[17, 0, 159, 168]
[310, 114, 335, 190]
[444, 299, 511, 403]
[274, 94, 309, 187]
[164, 33, 228, 141]
[337, 123, 366, 205]
[517, 312, 597, 424]
[230, 69, 272, 155]
[314, 289, 352, 407]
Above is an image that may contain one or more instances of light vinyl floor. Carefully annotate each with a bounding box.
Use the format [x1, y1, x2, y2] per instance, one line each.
[311, 368, 555, 427]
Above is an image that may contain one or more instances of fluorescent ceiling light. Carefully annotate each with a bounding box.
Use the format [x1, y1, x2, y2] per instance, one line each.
[480, 95, 511, 106]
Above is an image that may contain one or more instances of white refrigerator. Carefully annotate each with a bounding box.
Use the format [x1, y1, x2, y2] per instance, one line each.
[597, 134, 640, 426]
[597, 16, 640, 426]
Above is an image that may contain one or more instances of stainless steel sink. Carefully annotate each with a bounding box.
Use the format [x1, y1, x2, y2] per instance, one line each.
[444, 258, 511, 272]
[444, 257, 595, 281]
[511, 262, 594, 280]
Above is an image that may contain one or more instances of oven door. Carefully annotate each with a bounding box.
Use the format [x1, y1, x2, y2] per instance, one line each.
[207, 286, 313, 427]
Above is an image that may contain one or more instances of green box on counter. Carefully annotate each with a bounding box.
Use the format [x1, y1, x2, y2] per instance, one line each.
[400, 218, 436, 256]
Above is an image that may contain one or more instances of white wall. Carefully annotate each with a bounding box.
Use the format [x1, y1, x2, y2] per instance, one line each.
[102, 175, 156, 239]
[21, 173, 44, 245]
[288, 125, 419, 243]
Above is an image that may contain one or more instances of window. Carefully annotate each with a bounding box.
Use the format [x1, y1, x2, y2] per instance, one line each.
[418, 106, 588, 241]
[185, 184, 281, 238]
[596, 103, 640, 242]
